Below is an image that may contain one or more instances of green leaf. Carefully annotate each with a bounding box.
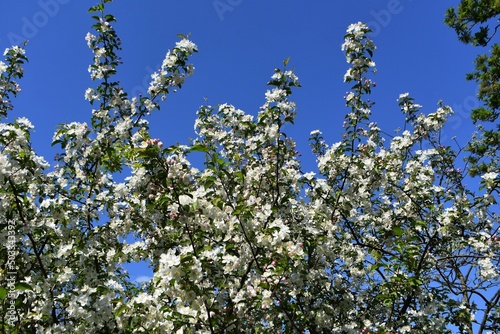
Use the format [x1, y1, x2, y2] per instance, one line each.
[115, 304, 127, 316]
[0, 287, 7, 300]
[283, 57, 290, 67]
[104, 14, 116, 22]
[88, 4, 104, 13]
[370, 263, 383, 272]
[15, 282, 33, 291]
[189, 144, 209, 153]
[393, 226, 404, 237]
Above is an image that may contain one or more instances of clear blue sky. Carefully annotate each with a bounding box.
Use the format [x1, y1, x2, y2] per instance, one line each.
[0, 1, 481, 282]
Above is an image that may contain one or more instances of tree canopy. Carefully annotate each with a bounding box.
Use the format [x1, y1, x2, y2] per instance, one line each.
[0, 1, 499, 333]
[446, 0, 500, 177]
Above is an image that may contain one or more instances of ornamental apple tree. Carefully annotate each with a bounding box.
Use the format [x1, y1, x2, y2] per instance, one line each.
[0, 1, 499, 333]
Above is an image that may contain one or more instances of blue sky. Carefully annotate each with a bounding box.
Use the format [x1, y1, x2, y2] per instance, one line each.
[1, 1, 481, 165]
[1, 1, 482, 282]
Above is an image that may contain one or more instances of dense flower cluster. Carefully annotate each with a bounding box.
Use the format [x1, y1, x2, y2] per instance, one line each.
[0, 46, 26, 118]
[0, 3, 499, 334]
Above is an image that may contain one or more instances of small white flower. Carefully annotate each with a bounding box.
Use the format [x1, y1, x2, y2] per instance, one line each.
[160, 249, 181, 268]
[284, 70, 299, 84]
[175, 39, 197, 53]
[134, 292, 153, 305]
[179, 194, 192, 206]
[143, 99, 155, 111]
[478, 258, 498, 280]
[85, 32, 96, 44]
[0, 61, 7, 72]
[84, 88, 100, 101]
[265, 88, 286, 102]
[398, 92, 410, 100]
[346, 22, 366, 37]
[10, 46, 25, 56]
[481, 172, 498, 181]
[303, 172, 316, 180]
[57, 242, 74, 258]
[271, 72, 281, 80]
[262, 289, 273, 309]
[16, 117, 33, 129]
[94, 47, 106, 58]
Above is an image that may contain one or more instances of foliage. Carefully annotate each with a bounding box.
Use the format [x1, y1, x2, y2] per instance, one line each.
[0, 1, 499, 333]
[445, 0, 500, 177]
[445, 0, 500, 47]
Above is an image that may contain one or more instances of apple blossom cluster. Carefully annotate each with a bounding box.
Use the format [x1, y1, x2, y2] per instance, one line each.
[342, 23, 376, 88]
[1, 3, 499, 333]
[147, 38, 197, 100]
[0, 46, 27, 118]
